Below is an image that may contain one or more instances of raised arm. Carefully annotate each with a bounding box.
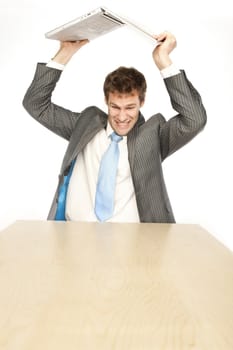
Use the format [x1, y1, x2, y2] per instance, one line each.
[51, 40, 89, 65]
[152, 32, 207, 160]
[22, 40, 89, 141]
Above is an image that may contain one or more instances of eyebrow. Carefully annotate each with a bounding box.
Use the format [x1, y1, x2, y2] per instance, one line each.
[110, 102, 137, 108]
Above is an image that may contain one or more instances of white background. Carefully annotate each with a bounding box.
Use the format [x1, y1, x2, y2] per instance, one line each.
[1, 0, 233, 250]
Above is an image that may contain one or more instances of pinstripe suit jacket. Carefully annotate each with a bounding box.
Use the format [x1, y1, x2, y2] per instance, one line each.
[23, 63, 207, 223]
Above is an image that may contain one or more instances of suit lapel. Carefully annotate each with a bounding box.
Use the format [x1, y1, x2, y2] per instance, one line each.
[127, 112, 145, 171]
[61, 109, 107, 174]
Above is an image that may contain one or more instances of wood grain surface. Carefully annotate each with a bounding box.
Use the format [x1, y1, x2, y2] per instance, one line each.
[0, 221, 233, 349]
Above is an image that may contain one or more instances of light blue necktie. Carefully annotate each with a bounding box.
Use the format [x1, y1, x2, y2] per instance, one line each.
[94, 132, 123, 222]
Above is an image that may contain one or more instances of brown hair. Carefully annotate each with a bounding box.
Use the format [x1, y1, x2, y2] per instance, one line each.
[103, 66, 147, 103]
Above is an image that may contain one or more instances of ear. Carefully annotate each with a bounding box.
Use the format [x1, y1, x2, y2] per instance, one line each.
[140, 99, 145, 107]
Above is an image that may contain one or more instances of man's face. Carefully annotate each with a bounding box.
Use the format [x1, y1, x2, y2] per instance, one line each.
[106, 90, 144, 136]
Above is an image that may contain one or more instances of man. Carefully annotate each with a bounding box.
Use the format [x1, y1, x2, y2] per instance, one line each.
[23, 31, 207, 223]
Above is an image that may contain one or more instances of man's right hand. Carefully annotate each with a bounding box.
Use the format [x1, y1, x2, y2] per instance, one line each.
[52, 39, 89, 65]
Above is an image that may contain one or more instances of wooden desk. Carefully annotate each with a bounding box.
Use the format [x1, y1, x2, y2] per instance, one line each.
[0, 221, 233, 349]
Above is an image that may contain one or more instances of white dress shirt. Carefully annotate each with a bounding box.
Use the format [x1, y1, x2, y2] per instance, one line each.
[46, 60, 180, 222]
[66, 124, 140, 222]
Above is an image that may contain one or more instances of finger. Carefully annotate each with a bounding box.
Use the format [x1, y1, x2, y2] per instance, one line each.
[75, 39, 89, 49]
[157, 32, 168, 42]
[79, 39, 89, 45]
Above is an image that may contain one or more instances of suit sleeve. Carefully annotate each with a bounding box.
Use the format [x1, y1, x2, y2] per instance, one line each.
[159, 70, 207, 160]
[22, 63, 80, 141]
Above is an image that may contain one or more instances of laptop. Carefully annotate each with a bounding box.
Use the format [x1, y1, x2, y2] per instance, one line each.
[45, 7, 156, 42]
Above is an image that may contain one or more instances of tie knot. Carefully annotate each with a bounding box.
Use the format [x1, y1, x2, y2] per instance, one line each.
[110, 132, 123, 143]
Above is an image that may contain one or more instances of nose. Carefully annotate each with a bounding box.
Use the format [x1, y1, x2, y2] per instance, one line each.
[118, 109, 127, 121]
